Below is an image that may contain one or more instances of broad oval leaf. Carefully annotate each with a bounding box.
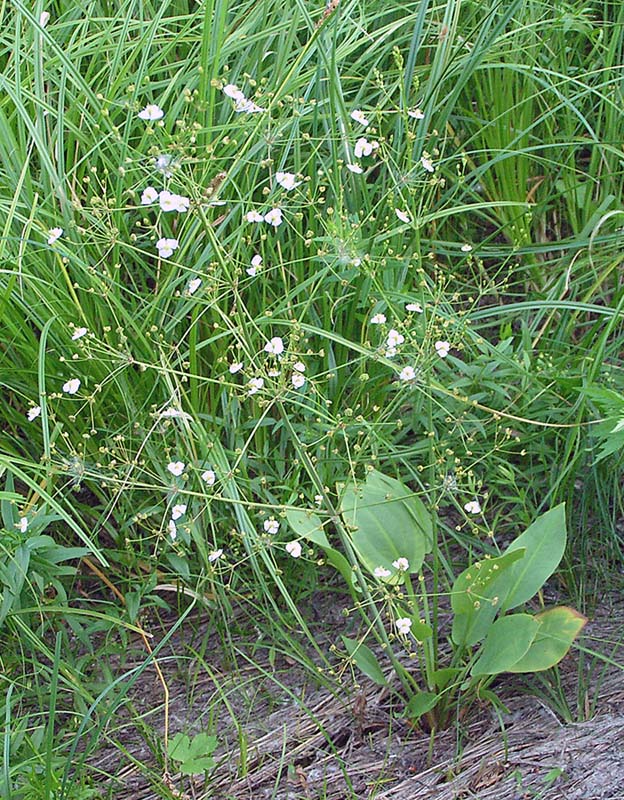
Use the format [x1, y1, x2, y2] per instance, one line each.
[286, 508, 328, 546]
[286, 508, 356, 591]
[404, 691, 439, 721]
[501, 504, 566, 611]
[451, 549, 525, 646]
[340, 470, 431, 581]
[507, 606, 587, 673]
[431, 668, 463, 691]
[342, 636, 387, 686]
[471, 614, 541, 676]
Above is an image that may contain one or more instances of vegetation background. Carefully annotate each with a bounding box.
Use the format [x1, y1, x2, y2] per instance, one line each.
[0, 0, 623, 797]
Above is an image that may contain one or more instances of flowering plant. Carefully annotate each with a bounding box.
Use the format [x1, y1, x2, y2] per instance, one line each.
[287, 469, 586, 728]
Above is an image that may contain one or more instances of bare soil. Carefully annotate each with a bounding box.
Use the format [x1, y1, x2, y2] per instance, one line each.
[94, 595, 624, 800]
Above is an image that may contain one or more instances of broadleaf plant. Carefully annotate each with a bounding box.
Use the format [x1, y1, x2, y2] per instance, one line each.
[290, 470, 586, 726]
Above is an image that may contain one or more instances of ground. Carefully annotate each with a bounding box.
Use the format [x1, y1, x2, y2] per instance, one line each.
[92, 594, 624, 799]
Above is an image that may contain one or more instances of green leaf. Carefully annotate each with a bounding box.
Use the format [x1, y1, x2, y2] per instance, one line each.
[501, 504, 566, 611]
[0, 472, 19, 530]
[166, 553, 191, 581]
[431, 668, 462, 691]
[476, 687, 511, 714]
[285, 508, 356, 591]
[404, 692, 439, 721]
[409, 618, 433, 642]
[286, 509, 327, 543]
[342, 636, 387, 686]
[340, 470, 431, 581]
[507, 607, 587, 673]
[125, 591, 141, 623]
[168, 732, 218, 775]
[451, 549, 525, 646]
[471, 614, 541, 676]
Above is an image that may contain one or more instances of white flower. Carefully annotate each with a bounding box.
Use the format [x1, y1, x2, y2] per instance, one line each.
[39, 11, 50, 27]
[223, 83, 245, 101]
[18, 517, 28, 533]
[405, 302, 423, 313]
[275, 172, 301, 190]
[159, 406, 191, 420]
[350, 109, 370, 127]
[161, 406, 191, 422]
[62, 378, 80, 394]
[248, 377, 264, 395]
[314, 494, 323, 506]
[264, 336, 285, 356]
[395, 209, 410, 224]
[461, 243, 473, 252]
[386, 329, 405, 348]
[421, 156, 435, 173]
[267, 368, 281, 377]
[443, 473, 458, 492]
[229, 362, 243, 374]
[171, 503, 187, 521]
[246, 210, 264, 223]
[385, 347, 397, 359]
[187, 277, 202, 295]
[264, 208, 283, 227]
[291, 372, 306, 389]
[158, 189, 176, 213]
[293, 361, 306, 372]
[71, 327, 87, 341]
[370, 313, 386, 325]
[138, 104, 164, 121]
[399, 366, 416, 382]
[395, 617, 412, 636]
[408, 108, 424, 120]
[234, 98, 265, 113]
[464, 500, 482, 515]
[167, 461, 186, 476]
[285, 540, 302, 558]
[154, 154, 174, 177]
[208, 548, 223, 562]
[374, 566, 391, 578]
[354, 137, 378, 158]
[47, 227, 63, 245]
[27, 405, 41, 421]
[264, 518, 280, 535]
[247, 254, 262, 276]
[159, 191, 189, 213]
[167, 520, 177, 541]
[392, 557, 410, 572]
[156, 238, 179, 259]
[141, 186, 159, 205]
[201, 469, 216, 486]
[435, 340, 450, 358]
[346, 163, 363, 174]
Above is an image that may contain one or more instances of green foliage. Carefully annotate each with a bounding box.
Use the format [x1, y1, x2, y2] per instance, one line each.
[501, 504, 567, 611]
[451, 549, 525, 646]
[341, 637, 388, 687]
[167, 732, 218, 775]
[507, 607, 588, 674]
[0, 498, 88, 629]
[471, 614, 542, 677]
[340, 469, 431, 580]
[309, 470, 585, 723]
